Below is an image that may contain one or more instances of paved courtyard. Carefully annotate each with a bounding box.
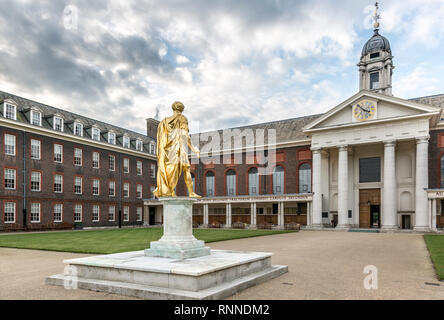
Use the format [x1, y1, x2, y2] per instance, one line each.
[0, 230, 443, 300]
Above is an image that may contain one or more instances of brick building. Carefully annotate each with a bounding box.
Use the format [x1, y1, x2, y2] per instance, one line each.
[144, 27, 444, 232]
[0, 91, 158, 231]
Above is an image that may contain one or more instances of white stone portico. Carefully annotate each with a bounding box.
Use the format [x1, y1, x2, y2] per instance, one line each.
[303, 90, 441, 231]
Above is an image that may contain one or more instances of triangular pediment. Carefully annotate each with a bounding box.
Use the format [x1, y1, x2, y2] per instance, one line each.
[303, 90, 441, 132]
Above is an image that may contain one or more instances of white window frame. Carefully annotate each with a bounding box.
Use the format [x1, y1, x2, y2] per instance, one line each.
[92, 152, 100, 168]
[108, 206, 116, 222]
[137, 161, 142, 175]
[74, 121, 83, 137]
[150, 164, 156, 178]
[124, 183, 130, 198]
[150, 186, 155, 199]
[31, 139, 41, 160]
[92, 179, 100, 196]
[92, 205, 100, 222]
[54, 203, 63, 222]
[30, 203, 41, 223]
[53, 116, 64, 132]
[4, 168, 16, 190]
[109, 155, 116, 171]
[136, 139, 143, 151]
[74, 204, 82, 222]
[4, 202, 16, 223]
[108, 132, 116, 145]
[74, 148, 82, 166]
[136, 207, 142, 221]
[123, 158, 130, 173]
[3, 103, 17, 120]
[123, 206, 129, 222]
[74, 176, 83, 194]
[109, 181, 116, 197]
[137, 184, 142, 199]
[123, 135, 130, 148]
[30, 110, 42, 126]
[31, 171, 41, 192]
[4, 133, 16, 156]
[92, 127, 101, 141]
[54, 174, 63, 193]
[54, 144, 63, 163]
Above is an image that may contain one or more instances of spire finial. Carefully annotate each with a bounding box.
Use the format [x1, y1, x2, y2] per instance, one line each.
[373, 2, 381, 31]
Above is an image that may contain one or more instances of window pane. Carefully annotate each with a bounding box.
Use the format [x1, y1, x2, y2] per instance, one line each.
[226, 170, 236, 196]
[248, 167, 258, 195]
[298, 163, 312, 193]
[206, 172, 215, 196]
[273, 166, 284, 194]
[359, 157, 381, 183]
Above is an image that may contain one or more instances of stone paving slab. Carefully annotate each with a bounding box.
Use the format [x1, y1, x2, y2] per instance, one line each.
[1, 231, 444, 299]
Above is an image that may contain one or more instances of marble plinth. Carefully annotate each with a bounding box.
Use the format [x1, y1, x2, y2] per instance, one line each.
[46, 249, 288, 300]
[145, 197, 210, 259]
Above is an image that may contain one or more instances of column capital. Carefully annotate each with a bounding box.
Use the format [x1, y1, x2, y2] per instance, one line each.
[416, 137, 429, 144]
[311, 147, 322, 153]
[383, 139, 396, 147]
[338, 145, 349, 152]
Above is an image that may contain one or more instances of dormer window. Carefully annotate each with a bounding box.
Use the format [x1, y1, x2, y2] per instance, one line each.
[53, 116, 64, 132]
[136, 139, 143, 151]
[92, 127, 101, 141]
[3, 103, 16, 120]
[150, 143, 156, 154]
[74, 121, 83, 137]
[123, 135, 130, 148]
[108, 132, 116, 145]
[30, 109, 42, 126]
[370, 72, 379, 89]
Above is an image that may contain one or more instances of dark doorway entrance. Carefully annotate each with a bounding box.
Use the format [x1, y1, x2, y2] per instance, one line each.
[402, 215, 411, 229]
[359, 189, 381, 228]
[370, 205, 380, 228]
[149, 207, 156, 225]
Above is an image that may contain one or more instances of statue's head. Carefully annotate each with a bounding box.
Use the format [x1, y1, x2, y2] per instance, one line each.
[172, 101, 185, 113]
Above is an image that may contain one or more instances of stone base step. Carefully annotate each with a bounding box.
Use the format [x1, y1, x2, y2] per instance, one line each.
[46, 265, 288, 300]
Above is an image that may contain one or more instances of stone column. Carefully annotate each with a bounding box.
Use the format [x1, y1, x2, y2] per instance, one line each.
[312, 148, 323, 227]
[226, 203, 232, 227]
[382, 140, 398, 229]
[414, 137, 430, 231]
[431, 199, 437, 231]
[203, 204, 209, 226]
[278, 202, 284, 228]
[143, 205, 149, 226]
[337, 145, 350, 229]
[307, 202, 312, 227]
[250, 202, 257, 227]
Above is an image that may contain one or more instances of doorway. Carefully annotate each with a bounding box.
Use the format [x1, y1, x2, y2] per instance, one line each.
[370, 205, 380, 228]
[149, 207, 156, 225]
[402, 215, 411, 229]
[359, 189, 381, 228]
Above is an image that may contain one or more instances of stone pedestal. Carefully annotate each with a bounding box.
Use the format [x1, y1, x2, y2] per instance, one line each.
[46, 196, 288, 300]
[145, 197, 210, 260]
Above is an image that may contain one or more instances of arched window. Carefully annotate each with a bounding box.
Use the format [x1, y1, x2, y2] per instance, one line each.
[248, 167, 259, 195]
[205, 171, 215, 196]
[441, 154, 444, 188]
[226, 170, 237, 196]
[273, 166, 284, 195]
[299, 163, 312, 193]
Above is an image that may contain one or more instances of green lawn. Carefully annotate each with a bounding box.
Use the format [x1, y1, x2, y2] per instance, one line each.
[424, 235, 444, 281]
[0, 228, 296, 254]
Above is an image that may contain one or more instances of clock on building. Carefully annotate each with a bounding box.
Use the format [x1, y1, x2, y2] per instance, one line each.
[352, 99, 377, 121]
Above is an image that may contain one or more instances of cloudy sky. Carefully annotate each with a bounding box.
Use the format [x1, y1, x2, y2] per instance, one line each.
[0, 0, 443, 134]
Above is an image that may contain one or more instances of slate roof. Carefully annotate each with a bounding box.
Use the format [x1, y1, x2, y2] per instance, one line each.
[191, 114, 322, 149]
[0, 90, 155, 153]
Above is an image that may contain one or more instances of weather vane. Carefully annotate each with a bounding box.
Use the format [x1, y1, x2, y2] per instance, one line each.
[373, 2, 381, 30]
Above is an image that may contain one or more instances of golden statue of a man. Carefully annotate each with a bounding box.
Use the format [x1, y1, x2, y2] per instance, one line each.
[153, 101, 201, 198]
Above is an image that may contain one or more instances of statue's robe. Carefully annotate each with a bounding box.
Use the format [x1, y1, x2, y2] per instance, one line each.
[153, 113, 191, 198]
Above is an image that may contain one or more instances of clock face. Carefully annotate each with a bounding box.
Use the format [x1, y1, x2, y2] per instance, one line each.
[353, 100, 376, 121]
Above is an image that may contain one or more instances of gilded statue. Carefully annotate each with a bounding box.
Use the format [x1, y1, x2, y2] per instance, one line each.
[153, 101, 201, 198]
